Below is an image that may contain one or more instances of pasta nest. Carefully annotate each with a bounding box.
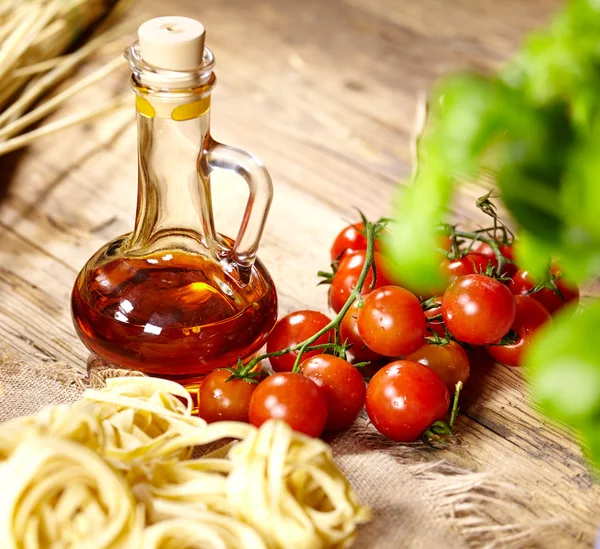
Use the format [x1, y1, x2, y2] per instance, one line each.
[0, 438, 142, 549]
[0, 377, 370, 549]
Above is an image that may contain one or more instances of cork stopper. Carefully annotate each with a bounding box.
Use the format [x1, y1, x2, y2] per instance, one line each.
[138, 16, 206, 71]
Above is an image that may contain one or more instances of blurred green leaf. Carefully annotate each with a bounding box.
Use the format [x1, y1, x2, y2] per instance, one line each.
[387, 157, 449, 294]
[526, 302, 600, 467]
[512, 231, 553, 280]
[563, 117, 600, 241]
[388, 0, 600, 471]
[580, 421, 600, 472]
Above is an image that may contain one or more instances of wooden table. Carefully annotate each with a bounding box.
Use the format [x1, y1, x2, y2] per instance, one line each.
[1, 0, 598, 547]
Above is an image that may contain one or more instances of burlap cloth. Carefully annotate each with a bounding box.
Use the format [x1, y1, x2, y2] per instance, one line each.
[0, 351, 563, 549]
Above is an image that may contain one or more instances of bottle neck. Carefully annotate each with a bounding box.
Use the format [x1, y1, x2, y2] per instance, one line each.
[122, 41, 273, 272]
[124, 43, 220, 257]
[128, 82, 222, 256]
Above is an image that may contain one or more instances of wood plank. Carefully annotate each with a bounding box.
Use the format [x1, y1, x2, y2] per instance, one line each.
[0, 224, 84, 365]
[451, 356, 598, 547]
[0, 0, 597, 547]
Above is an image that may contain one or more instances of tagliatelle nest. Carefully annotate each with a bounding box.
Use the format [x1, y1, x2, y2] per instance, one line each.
[0, 377, 370, 549]
[0, 438, 144, 549]
[227, 420, 372, 549]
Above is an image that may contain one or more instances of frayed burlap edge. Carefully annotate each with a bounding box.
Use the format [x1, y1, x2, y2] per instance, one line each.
[410, 461, 563, 549]
[341, 421, 566, 549]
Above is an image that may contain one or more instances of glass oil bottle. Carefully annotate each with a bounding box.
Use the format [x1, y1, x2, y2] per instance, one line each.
[71, 17, 278, 393]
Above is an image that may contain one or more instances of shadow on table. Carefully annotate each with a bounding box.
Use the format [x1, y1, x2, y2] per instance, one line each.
[0, 113, 133, 250]
[0, 149, 24, 205]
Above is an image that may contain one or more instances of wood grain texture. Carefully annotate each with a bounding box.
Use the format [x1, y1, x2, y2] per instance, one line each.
[1, 0, 598, 547]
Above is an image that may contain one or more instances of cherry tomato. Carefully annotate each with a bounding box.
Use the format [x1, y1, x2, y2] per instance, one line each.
[330, 223, 367, 261]
[442, 252, 497, 280]
[422, 252, 497, 299]
[357, 286, 427, 356]
[472, 241, 517, 276]
[198, 369, 257, 423]
[365, 360, 450, 442]
[301, 354, 366, 431]
[486, 295, 551, 367]
[339, 301, 381, 362]
[330, 222, 386, 261]
[405, 340, 470, 394]
[267, 310, 333, 373]
[423, 297, 446, 338]
[508, 269, 579, 315]
[248, 373, 328, 437]
[329, 251, 395, 313]
[442, 274, 516, 345]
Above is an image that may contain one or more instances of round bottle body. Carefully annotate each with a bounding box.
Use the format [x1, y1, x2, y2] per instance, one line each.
[71, 234, 277, 384]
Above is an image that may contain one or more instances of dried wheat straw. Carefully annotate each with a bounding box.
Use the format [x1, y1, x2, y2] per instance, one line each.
[0, 0, 135, 155]
[0, 93, 130, 155]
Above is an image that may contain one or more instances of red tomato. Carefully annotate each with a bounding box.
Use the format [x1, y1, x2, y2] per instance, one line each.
[423, 252, 497, 299]
[486, 295, 551, 367]
[508, 269, 579, 315]
[365, 360, 450, 442]
[301, 354, 366, 431]
[198, 369, 257, 423]
[442, 252, 497, 280]
[330, 222, 386, 261]
[248, 373, 328, 437]
[339, 301, 382, 362]
[330, 223, 367, 261]
[357, 286, 427, 357]
[472, 241, 517, 276]
[329, 251, 395, 313]
[405, 340, 470, 394]
[441, 274, 516, 345]
[267, 310, 333, 373]
[424, 297, 446, 338]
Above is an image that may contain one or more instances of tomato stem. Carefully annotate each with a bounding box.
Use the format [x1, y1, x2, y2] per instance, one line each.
[449, 380, 462, 430]
[528, 263, 567, 302]
[421, 380, 463, 445]
[242, 222, 377, 375]
[475, 190, 515, 243]
[440, 227, 509, 275]
[425, 329, 452, 346]
[488, 329, 519, 346]
[290, 221, 377, 372]
[421, 296, 441, 311]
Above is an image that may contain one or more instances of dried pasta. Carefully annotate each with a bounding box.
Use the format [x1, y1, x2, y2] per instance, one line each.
[78, 377, 207, 467]
[0, 438, 143, 549]
[227, 420, 372, 549]
[0, 377, 370, 549]
[142, 515, 267, 549]
[132, 458, 233, 516]
[0, 403, 103, 460]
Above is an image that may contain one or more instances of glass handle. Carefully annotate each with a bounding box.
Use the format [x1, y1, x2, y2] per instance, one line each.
[204, 138, 273, 268]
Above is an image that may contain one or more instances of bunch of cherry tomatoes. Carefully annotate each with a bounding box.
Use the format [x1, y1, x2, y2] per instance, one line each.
[198, 202, 579, 444]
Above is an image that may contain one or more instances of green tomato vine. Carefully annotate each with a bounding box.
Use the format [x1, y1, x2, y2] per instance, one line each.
[240, 222, 377, 376]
